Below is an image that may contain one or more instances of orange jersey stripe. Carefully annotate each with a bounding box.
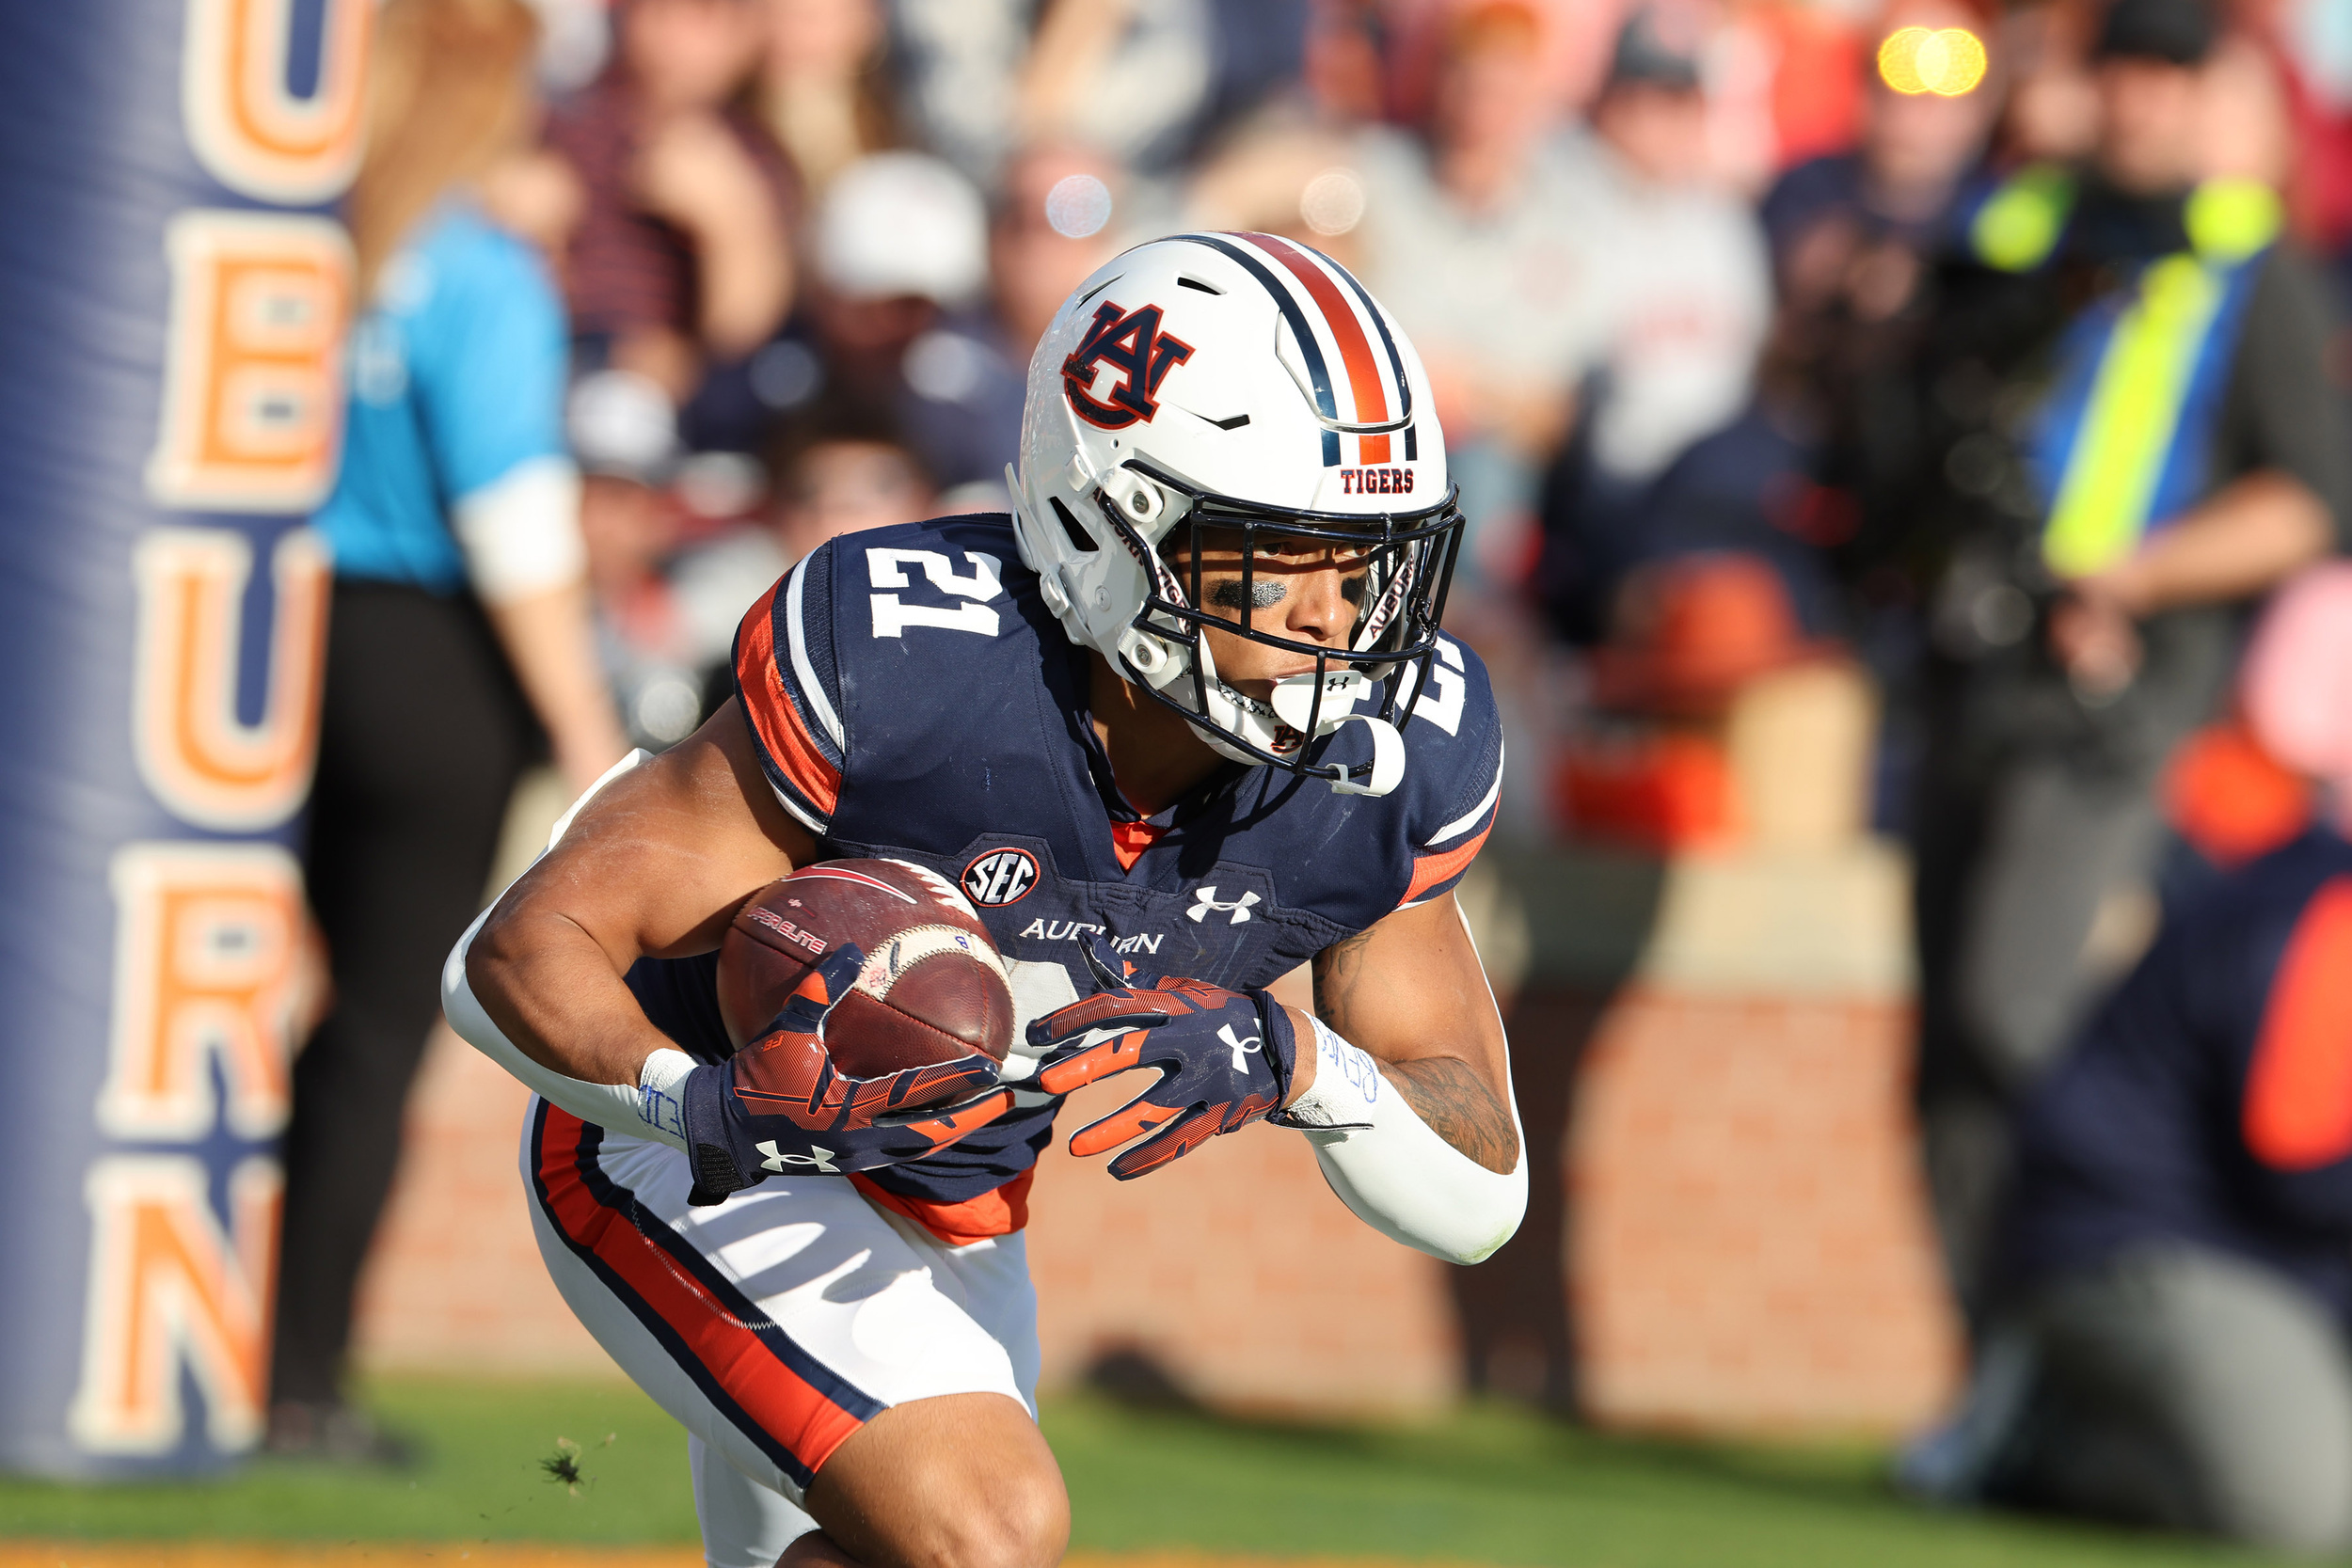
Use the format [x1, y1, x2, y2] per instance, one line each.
[1251, 234, 1394, 465]
[735, 578, 842, 818]
[850, 1168, 1034, 1248]
[1400, 820, 1494, 908]
[2244, 876, 2352, 1169]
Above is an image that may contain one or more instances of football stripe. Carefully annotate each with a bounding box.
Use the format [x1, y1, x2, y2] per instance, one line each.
[794, 865, 918, 904]
[528, 1102, 882, 1489]
[1250, 233, 1394, 463]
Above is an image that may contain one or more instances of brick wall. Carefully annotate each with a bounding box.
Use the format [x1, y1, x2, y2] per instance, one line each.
[352, 1026, 612, 1377]
[1568, 989, 1960, 1434]
[1028, 1081, 1459, 1413]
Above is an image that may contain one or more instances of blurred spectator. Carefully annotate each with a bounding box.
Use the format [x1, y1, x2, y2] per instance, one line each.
[1740, 1, 2006, 779]
[690, 409, 940, 718]
[770, 407, 939, 546]
[1999, 0, 2102, 165]
[1888, 0, 2351, 1310]
[704, 151, 1021, 499]
[1763, 1, 2002, 283]
[1355, 0, 1597, 459]
[890, 0, 1295, 197]
[1184, 117, 1367, 270]
[1723, 0, 1871, 183]
[755, 0, 896, 197]
[1901, 565, 2352, 1552]
[546, 0, 793, 403]
[567, 367, 711, 748]
[1530, 9, 1778, 643]
[273, 0, 628, 1458]
[1581, 10, 1772, 489]
[993, 142, 1129, 358]
[1354, 0, 1604, 596]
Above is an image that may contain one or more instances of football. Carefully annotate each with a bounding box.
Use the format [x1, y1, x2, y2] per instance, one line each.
[716, 858, 1016, 1078]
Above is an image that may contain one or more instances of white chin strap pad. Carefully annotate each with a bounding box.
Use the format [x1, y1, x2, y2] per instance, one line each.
[1270, 669, 1371, 729]
[1271, 672, 1401, 797]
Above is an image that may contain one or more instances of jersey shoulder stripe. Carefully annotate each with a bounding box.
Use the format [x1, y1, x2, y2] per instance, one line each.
[1391, 634, 1503, 910]
[734, 550, 847, 833]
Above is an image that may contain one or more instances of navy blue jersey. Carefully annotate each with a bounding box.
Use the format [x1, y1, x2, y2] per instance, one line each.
[628, 513, 1503, 1207]
[2004, 828, 2352, 1318]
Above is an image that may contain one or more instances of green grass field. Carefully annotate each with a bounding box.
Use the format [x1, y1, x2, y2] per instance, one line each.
[0, 1377, 2282, 1567]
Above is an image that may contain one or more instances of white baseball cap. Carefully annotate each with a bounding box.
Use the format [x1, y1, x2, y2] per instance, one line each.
[815, 152, 989, 305]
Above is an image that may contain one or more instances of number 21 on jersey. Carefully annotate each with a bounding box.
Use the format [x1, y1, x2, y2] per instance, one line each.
[868, 547, 1003, 639]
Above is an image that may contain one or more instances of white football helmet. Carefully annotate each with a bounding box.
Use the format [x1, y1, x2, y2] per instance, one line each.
[1008, 232, 1462, 798]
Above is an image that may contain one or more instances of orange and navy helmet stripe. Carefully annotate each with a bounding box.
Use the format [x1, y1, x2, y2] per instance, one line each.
[1250, 233, 1400, 464]
[1177, 232, 1417, 468]
[529, 1102, 882, 1487]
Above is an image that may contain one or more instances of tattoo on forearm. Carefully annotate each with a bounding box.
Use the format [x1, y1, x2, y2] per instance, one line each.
[1312, 930, 1518, 1174]
[1384, 1055, 1519, 1174]
[1311, 928, 1373, 1028]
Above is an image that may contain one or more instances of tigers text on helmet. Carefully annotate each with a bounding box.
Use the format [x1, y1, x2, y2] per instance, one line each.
[1008, 231, 1462, 799]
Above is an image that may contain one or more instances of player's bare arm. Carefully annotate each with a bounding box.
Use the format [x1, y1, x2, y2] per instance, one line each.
[1303, 896, 1518, 1173]
[465, 702, 812, 1087]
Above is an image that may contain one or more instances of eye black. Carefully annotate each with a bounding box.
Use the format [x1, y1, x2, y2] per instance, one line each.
[1210, 579, 1287, 611]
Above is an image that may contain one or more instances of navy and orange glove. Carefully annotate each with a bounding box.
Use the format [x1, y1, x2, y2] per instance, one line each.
[1030, 932, 1297, 1180]
[678, 943, 1011, 1204]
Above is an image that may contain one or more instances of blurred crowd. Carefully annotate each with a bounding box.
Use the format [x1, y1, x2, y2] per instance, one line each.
[293, 0, 2352, 1551]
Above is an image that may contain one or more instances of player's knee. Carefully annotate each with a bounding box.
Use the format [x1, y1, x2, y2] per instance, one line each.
[923, 1465, 1068, 1568]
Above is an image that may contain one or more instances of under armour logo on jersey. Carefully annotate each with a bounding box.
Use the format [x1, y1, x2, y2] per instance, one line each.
[757, 1140, 839, 1174]
[1218, 1022, 1263, 1073]
[1185, 886, 1261, 925]
[1062, 300, 1194, 430]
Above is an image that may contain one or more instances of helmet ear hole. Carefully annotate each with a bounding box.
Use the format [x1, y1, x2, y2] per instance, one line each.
[1048, 497, 1097, 554]
[1099, 467, 1166, 527]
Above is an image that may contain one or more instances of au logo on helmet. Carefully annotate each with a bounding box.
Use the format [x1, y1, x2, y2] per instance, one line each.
[1061, 300, 1194, 430]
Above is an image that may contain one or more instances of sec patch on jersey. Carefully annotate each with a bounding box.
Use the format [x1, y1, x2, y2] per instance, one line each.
[961, 847, 1041, 907]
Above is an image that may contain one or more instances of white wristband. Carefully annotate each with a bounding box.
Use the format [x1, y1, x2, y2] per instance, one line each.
[1285, 1014, 1528, 1266]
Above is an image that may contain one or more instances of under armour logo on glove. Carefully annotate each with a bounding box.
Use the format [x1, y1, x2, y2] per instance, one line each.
[757, 1141, 839, 1174]
[1185, 886, 1261, 925]
[1028, 932, 1296, 1180]
[677, 943, 1012, 1205]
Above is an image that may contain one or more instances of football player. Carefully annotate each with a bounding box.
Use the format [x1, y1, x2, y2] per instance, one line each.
[446, 233, 1525, 1568]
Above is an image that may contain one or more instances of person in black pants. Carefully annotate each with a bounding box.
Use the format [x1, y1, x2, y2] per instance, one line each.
[269, 0, 626, 1459]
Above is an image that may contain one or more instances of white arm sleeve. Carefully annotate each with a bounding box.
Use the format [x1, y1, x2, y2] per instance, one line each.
[437, 746, 693, 1148]
[452, 453, 587, 604]
[1284, 1015, 1528, 1265]
[440, 908, 695, 1149]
